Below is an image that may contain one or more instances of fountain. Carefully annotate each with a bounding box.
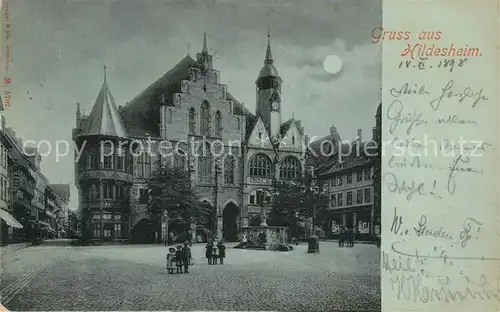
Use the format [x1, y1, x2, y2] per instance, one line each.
[239, 224, 291, 251]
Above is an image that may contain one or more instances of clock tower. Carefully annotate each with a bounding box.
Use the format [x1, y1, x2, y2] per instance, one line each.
[256, 27, 282, 138]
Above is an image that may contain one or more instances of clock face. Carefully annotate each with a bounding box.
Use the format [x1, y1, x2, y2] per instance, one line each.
[272, 101, 279, 110]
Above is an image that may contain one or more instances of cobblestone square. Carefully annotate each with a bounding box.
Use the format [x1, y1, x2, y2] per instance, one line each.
[2, 242, 380, 311]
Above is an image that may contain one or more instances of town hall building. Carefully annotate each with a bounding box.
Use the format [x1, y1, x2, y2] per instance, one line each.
[73, 31, 306, 243]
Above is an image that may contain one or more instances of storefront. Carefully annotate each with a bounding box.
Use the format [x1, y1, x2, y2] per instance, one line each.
[0, 208, 23, 245]
[91, 211, 129, 241]
[327, 205, 375, 240]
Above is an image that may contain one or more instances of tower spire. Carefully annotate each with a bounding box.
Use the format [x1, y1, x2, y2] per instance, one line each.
[202, 32, 208, 54]
[265, 26, 273, 65]
[103, 65, 107, 83]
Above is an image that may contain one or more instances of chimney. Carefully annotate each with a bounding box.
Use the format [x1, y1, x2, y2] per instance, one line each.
[356, 129, 362, 157]
[330, 125, 337, 135]
[76, 103, 81, 127]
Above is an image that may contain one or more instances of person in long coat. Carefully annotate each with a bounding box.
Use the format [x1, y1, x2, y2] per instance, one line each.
[205, 240, 213, 265]
[182, 242, 191, 273]
[348, 228, 354, 247]
[338, 227, 345, 248]
[217, 241, 226, 264]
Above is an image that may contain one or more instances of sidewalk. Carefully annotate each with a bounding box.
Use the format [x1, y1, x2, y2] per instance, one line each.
[0, 242, 31, 255]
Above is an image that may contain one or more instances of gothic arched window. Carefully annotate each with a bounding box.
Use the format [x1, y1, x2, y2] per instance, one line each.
[223, 155, 235, 184]
[249, 154, 273, 178]
[200, 101, 211, 136]
[174, 149, 186, 169]
[197, 142, 213, 183]
[188, 108, 196, 134]
[215, 111, 222, 137]
[279, 156, 302, 179]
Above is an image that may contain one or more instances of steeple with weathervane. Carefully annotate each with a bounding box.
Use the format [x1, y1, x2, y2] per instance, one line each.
[256, 26, 282, 138]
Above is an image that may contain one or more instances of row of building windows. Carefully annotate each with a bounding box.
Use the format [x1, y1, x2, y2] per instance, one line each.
[92, 213, 123, 221]
[91, 223, 125, 239]
[187, 102, 241, 137]
[324, 168, 372, 187]
[80, 153, 132, 172]
[0, 176, 9, 202]
[81, 148, 301, 185]
[82, 181, 129, 201]
[329, 188, 371, 208]
[249, 154, 302, 179]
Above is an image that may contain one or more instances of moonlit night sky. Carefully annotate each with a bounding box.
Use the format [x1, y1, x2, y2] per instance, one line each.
[4, 0, 381, 211]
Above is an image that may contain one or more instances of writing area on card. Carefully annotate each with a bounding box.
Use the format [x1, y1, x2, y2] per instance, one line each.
[380, 2, 499, 309]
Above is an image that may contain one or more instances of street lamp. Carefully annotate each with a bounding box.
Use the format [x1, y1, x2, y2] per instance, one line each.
[295, 211, 299, 245]
[213, 158, 222, 239]
[307, 166, 320, 253]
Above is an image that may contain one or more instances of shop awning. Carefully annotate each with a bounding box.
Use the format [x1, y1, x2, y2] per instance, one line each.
[0, 209, 24, 228]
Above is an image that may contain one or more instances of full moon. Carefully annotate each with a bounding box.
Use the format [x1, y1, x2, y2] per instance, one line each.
[323, 54, 343, 74]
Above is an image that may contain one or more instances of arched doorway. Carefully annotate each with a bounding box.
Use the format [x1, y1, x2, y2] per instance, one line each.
[222, 202, 239, 241]
[130, 218, 154, 244]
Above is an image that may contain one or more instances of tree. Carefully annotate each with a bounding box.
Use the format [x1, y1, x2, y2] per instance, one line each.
[267, 178, 307, 227]
[145, 165, 212, 235]
[268, 173, 329, 230]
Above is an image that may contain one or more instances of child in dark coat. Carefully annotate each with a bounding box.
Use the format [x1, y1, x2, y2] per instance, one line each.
[205, 240, 213, 265]
[218, 241, 226, 264]
[175, 245, 184, 273]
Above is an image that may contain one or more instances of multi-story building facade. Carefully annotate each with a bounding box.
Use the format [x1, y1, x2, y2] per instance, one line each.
[5, 130, 37, 241]
[43, 186, 58, 237]
[73, 32, 305, 243]
[309, 106, 381, 240]
[0, 105, 24, 244]
[49, 184, 71, 237]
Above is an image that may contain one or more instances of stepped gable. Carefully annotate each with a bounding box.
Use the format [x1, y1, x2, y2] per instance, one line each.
[120, 55, 253, 138]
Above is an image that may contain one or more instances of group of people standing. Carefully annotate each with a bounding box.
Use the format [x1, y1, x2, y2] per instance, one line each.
[166, 242, 192, 274]
[205, 238, 226, 265]
[338, 227, 355, 248]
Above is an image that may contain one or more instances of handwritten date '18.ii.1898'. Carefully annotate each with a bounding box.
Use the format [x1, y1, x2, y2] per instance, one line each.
[398, 57, 468, 72]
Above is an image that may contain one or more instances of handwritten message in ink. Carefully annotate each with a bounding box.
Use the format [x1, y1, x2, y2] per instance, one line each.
[379, 2, 499, 311]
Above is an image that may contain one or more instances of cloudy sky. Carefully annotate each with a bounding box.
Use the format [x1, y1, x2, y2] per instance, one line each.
[4, 0, 381, 210]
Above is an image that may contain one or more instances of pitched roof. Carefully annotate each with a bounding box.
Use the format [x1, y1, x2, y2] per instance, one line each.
[315, 141, 375, 177]
[79, 74, 128, 138]
[279, 118, 304, 137]
[119, 55, 253, 138]
[48, 184, 70, 202]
